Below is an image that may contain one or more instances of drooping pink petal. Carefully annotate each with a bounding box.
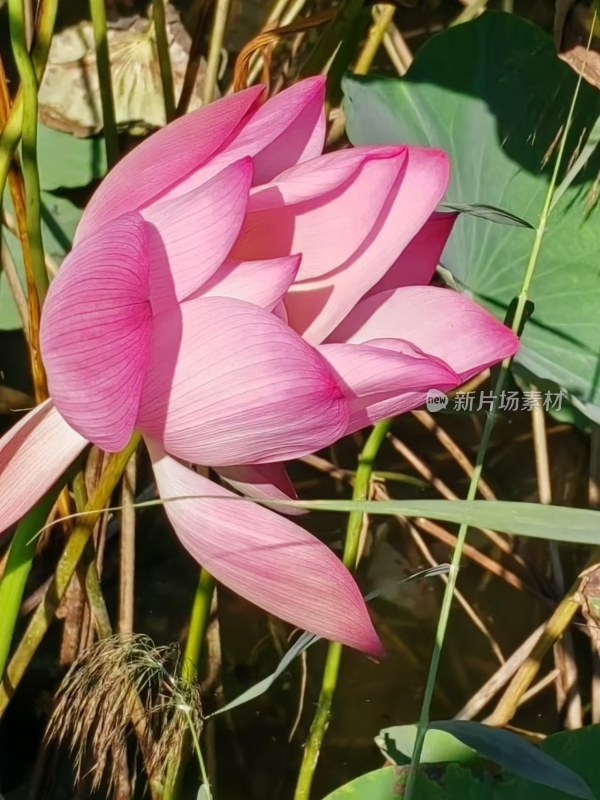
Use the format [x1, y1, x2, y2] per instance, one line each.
[197, 254, 300, 310]
[142, 159, 253, 313]
[40, 213, 153, 451]
[284, 147, 450, 344]
[328, 286, 519, 381]
[136, 296, 349, 465]
[319, 341, 459, 433]
[0, 401, 87, 535]
[216, 462, 305, 515]
[149, 445, 382, 655]
[75, 86, 264, 243]
[232, 147, 407, 281]
[168, 77, 327, 199]
[366, 212, 457, 296]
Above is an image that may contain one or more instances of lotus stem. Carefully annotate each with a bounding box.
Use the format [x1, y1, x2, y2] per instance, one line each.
[203, 0, 232, 105]
[293, 419, 391, 800]
[0, 0, 58, 202]
[152, 0, 176, 122]
[0, 55, 46, 399]
[89, 0, 118, 165]
[0, 434, 141, 718]
[8, 0, 48, 305]
[118, 455, 137, 634]
[162, 567, 215, 799]
[182, 568, 216, 682]
[403, 36, 590, 800]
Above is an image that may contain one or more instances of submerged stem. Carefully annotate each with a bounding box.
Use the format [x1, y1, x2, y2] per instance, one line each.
[293, 420, 391, 799]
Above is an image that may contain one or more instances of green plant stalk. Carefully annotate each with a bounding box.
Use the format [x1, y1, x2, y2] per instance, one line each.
[181, 705, 213, 800]
[8, 0, 48, 302]
[89, 0, 118, 165]
[0, 434, 140, 717]
[403, 42, 588, 800]
[152, 0, 176, 122]
[163, 568, 215, 799]
[182, 568, 216, 682]
[0, 488, 58, 678]
[0, 0, 58, 201]
[486, 561, 593, 726]
[294, 419, 391, 800]
[203, 0, 232, 105]
[354, 4, 396, 75]
[73, 469, 113, 639]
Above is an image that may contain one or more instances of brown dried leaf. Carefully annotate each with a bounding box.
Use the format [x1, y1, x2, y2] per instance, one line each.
[555, 0, 600, 91]
[39, 5, 209, 137]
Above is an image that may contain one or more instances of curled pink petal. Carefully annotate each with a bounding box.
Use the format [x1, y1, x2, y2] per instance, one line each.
[170, 77, 327, 198]
[149, 445, 382, 655]
[0, 401, 87, 535]
[220, 75, 326, 183]
[216, 462, 305, 516]
[76, 85, 264, 242]
[329, 286, 519, 381]
[247, 146, 404, 212]
[285, 147, 450, 344]
[319, 341, 458, 433]
[233, 147, 406, 281]
[366, 211, 457, 296]
[198, 254, 301, 309]
[143, 158, 253, 313]
[136, 296, 349, 465]
[40, 213, 153, 451]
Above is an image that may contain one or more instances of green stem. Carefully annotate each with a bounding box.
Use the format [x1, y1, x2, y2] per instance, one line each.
[89, 0, 118, 165]
[163, 568, 215, 799]
[152, 0, 176, 122]
[73, 469, 113, 639]
[294, 420, 391, 800]
[182, 569, 216, 682]
[354, 3, 396, 76]
[0, 0, 58, 202]
[181, 705, 213, 800]
[403, 41, 587, 800]
[0, 434, 140, 718]
[0, 487, 58, 677]
[203, 0, 231, 105]
[7, 0, 48, 302]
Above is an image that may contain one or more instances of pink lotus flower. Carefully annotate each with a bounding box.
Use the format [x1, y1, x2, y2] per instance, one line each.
[0, 78, 517, 654]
